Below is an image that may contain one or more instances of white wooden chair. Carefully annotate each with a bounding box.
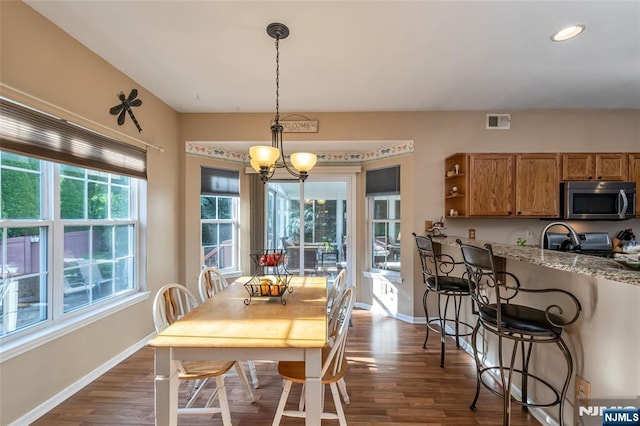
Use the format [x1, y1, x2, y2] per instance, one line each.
[198, 266, 260, 389]
[153, 283, 241, 424]
[272, 287, 355, 426]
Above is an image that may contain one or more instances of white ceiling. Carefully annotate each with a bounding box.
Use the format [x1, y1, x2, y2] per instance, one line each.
[25, 1, 640, 116]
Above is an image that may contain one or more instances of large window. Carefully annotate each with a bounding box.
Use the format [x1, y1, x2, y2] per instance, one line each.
[0, 152, 140, 338]
[200, 167, 240, 272]
[366, 166, 401, 272]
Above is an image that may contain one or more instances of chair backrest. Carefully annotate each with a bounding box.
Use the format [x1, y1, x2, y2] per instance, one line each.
[198, 266, 229, 303]
[153, 283, 200, 333]
[324, 287, 354, 377]
[412, 232, 457, 289]
[327, 268, 347, 316]
[456, 240, 505, 326]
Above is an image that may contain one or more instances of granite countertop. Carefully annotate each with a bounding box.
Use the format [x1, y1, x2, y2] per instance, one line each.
[432, 235, 640, 287]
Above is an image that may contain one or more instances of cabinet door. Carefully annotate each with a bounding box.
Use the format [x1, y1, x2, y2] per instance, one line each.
[469, 154, 513, 216]
[515, 154, 559, 217]
[595, 153, 627, 181]
[561, 153, 593, 180]
[630, 153, 640, 216]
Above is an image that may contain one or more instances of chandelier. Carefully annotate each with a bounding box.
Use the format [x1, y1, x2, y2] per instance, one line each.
[249, 23, 317, 183]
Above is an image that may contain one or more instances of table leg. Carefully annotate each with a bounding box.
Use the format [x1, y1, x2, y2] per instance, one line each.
[304, 347, 323, 426]
[154, 347, 178, 426]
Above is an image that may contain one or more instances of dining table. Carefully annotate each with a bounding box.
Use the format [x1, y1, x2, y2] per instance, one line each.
[147, 275, 328, 426]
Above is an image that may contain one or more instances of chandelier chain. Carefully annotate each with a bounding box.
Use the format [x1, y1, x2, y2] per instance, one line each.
[275, 36, 280, 123]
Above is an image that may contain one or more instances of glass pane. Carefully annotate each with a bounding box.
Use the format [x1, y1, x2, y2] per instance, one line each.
[1, 226, 48, 336]
[88, 182, 108, 219]
[60, 177, 85, 219]
[87, 169, 109, 183]
[114, 225, 132, 258]
[1, 166, 41, 220]
[392, 197, 401, 220]
[303, 201, 313, 243]
[111, 174, 130, 186]
[218, 197, 232, 219]
[92, 226, 113, 261]
[373, 199, 388, 220]
[202, 223, 218, 246]
[201, 196, 217, 220]
[115, 258, 134, 292]
[60, 164, 84, 178]
[110, 185, 129, 219]
[63, 226, 91, 312]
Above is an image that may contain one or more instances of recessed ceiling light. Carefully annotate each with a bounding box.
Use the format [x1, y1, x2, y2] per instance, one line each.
[551, 24, 585, 42]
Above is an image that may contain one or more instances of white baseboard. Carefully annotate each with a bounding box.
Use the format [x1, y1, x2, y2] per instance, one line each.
[9, 332, 155, 426]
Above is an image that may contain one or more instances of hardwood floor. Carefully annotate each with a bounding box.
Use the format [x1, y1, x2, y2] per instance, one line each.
[34, 309, 541, 425]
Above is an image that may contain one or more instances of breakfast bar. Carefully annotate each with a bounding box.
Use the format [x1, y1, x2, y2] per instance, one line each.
[431, 235, 640, 425]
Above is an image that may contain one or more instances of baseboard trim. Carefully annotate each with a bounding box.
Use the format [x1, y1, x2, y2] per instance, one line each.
[9, 332, 155, 426]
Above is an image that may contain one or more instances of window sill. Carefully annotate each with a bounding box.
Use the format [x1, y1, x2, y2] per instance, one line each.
[0, 291, 149, 362]
[363, 269, 403, 285]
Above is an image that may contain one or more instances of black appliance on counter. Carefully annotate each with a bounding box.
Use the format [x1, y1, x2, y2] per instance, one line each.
[561, 181, 636, 220]
[545, 232, 615, 258]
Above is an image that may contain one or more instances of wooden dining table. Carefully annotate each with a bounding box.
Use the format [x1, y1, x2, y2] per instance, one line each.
[147, 275, 328, 426]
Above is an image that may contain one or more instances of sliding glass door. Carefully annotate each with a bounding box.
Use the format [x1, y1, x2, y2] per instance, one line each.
[265, 178, 350, 279]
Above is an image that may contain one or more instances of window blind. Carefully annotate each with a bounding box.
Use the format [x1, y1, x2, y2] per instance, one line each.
[0, 98, 147, 179]
[366, 165, 400, 196]
[201, 166, 240, 196]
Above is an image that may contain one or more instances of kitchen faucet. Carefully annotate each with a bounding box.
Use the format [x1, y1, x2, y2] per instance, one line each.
[540, 222, 582, 251]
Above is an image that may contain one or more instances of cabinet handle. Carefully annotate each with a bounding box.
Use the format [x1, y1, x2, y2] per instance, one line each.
[517, 211, 522, 215]
[597, 176, 602, 180]
[508, 211, 513, 215]
[588, 176, 593, 180]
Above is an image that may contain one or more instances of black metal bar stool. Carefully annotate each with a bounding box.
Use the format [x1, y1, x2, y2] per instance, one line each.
[412, 233, 474, 367]
[456, 239, 581, 426]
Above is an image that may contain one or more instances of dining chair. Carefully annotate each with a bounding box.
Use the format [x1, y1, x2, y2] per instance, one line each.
[327, 267, 351, 405]
[272, 287, 355, 426]
[152, 283, 248, 424]
[198, 266, 260, 389]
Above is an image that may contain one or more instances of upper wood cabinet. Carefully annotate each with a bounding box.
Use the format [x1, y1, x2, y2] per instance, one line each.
[468, 154, 514, 216]
[561, 153, 628, 181]
[515, 154, 560, 217]
[630, 153, 640, 216]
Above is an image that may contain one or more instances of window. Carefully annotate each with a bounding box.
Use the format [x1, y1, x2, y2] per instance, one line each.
[366, 166, 401, 272]
[200, 167, 240, 271]
[0, 152, 140, 339]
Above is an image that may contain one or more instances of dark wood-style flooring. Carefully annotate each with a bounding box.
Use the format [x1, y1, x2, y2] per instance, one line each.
[34, 309, 541, 425]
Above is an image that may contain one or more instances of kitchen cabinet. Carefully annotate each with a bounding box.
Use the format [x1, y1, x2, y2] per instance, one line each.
[630, 153, 640, 216]
[561, 153, 627, 181]
[444, 153, 468, 217]
[468, 154, 514, 216]
[514, 154, 560, 217]
[445, 152, 560, 218]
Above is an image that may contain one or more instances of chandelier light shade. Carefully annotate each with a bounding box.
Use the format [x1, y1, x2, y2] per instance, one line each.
[249, 22, 317, 183]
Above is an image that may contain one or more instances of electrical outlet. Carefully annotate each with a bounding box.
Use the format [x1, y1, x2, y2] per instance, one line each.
[575, 375, 591, 403]
[525, 230, 533, 239]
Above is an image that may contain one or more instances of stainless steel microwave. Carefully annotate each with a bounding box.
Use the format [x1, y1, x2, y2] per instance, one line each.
[561, 181, 636, 220]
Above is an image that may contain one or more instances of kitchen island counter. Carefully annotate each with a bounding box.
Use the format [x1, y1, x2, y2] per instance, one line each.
[432, 235, 639, 287]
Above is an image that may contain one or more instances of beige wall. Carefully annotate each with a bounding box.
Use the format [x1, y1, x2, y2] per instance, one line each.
[1, 1, 639, 424]
[1, 2, 181, 424]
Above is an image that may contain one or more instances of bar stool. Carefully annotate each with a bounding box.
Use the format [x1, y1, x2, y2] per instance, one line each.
[412, 233, 474, 367]
[456, 239, 581, 426]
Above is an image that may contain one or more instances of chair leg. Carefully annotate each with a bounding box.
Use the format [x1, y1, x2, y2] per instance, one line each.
[557, 337, 574, 426]
[454, 294, 462, 348]
[438, 294, 449, 368]
[273, 380, 293, 426]
[247, 360, 260, 388]
[422, 289, 430, 348]
[215, 375, 232, 426]
[337, 377, 350, 405]
[330, 382, 348, 426]
[234, 362, 255, 403]
[520, 339, 533, 413]
[469, 322, 482, 411]
[503, 336, 519, 426]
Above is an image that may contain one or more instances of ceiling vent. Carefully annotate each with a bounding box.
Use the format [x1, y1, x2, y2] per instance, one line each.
[486, 113, 511, 130]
